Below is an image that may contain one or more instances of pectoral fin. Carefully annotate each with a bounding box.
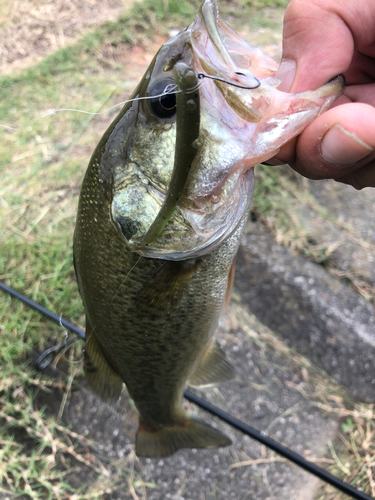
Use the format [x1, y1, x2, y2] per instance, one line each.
[188, 340, 235, 387]
[223, 256, 236, 311]
[84, 322, 123, 403]
[135, 260, 202, 313]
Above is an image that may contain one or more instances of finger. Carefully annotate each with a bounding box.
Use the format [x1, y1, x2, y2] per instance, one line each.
[344, 83, 375, 106]
[335, 162, 375, 189]
[277, 0, 375, 92]
[344, 51, 375, 85]
[277, 0, 353, 92]
[291, 102, 375, 180]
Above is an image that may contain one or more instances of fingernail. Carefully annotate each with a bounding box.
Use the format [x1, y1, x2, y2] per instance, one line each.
[321, 124, 374, 166]
[275, 60, 296, 92]
[262, 158, 286, 166]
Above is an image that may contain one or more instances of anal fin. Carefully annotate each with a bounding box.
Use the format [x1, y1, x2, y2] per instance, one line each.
[84, 323, 123, 404]
[188, 340, 235, 388]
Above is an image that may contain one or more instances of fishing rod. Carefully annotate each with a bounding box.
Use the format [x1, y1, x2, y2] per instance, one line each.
[0, 280, 373, 500]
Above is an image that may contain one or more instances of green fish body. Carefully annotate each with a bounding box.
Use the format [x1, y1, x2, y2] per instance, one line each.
[74, 152, 241, 454]
[74, 0, 345, 457]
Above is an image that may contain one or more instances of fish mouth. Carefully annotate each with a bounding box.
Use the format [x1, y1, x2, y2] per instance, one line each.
[190, 0, 345, 123]
[193, 0, 262, 89]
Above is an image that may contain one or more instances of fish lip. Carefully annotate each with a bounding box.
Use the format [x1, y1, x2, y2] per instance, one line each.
[317, 74, 346, 97]
[326, 74, 346, 86]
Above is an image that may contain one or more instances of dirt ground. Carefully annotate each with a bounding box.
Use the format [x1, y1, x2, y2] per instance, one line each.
[0, 0, 139, 73]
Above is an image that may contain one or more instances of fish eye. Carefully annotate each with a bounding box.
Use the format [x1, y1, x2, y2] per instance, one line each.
[149, 78, 177, 119]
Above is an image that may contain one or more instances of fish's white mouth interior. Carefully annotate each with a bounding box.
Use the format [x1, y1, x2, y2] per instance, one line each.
[192, 0, 265, 90]
[198, 0, 261, 88]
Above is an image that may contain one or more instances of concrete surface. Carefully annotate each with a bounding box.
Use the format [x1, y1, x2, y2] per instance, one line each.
[235, 191, 375, 403]
[300, 179, 375, 289]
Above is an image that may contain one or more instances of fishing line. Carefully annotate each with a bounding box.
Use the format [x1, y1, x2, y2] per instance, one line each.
[38, 88, 182, 118]
[0, 281, 85, 340]
[52, 320, 85, 368]
[111, 254, 143, 303]
[0, 279, 373, 500]
[0, 80, 204, 132]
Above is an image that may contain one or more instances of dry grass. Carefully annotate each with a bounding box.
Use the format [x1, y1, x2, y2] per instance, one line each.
[316, 402, 375, 500]
[0, 347, 154, 499]
[0, 369, 106, 498]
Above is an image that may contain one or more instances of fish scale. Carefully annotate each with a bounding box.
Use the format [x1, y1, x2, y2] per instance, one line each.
[73, 0, 344, 457]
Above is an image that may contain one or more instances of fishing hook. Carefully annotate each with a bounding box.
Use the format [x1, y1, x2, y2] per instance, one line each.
[197, 72, 261, 89]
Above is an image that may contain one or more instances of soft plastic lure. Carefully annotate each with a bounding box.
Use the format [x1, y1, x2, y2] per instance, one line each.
[143, 62, 200, 245]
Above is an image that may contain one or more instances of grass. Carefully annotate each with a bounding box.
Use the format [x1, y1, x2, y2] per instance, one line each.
[316, 403, 375, 499]
[1, 0, 374, 497]
[0, 365, 147, 499]
[0, 369, 91, 499]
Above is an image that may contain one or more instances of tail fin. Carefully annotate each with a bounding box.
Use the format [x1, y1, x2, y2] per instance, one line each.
[135, 417, 231, 458]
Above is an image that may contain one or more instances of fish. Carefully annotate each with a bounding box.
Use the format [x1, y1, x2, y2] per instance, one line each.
[73, 0, 344, 458]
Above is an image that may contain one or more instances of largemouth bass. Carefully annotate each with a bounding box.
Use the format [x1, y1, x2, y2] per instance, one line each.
[73, 0, 344, 457]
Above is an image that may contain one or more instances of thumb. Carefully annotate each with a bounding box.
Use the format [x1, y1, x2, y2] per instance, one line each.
[276, 0, 354, 92]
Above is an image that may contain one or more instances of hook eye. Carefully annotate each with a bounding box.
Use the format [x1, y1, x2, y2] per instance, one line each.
[35, 337, 80, 371]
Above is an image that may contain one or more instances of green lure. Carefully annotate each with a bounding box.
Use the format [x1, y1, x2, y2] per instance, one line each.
[143, 62, 200, 245]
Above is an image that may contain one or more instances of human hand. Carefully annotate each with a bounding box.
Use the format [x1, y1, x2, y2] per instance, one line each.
[272, 0, 375, 189]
